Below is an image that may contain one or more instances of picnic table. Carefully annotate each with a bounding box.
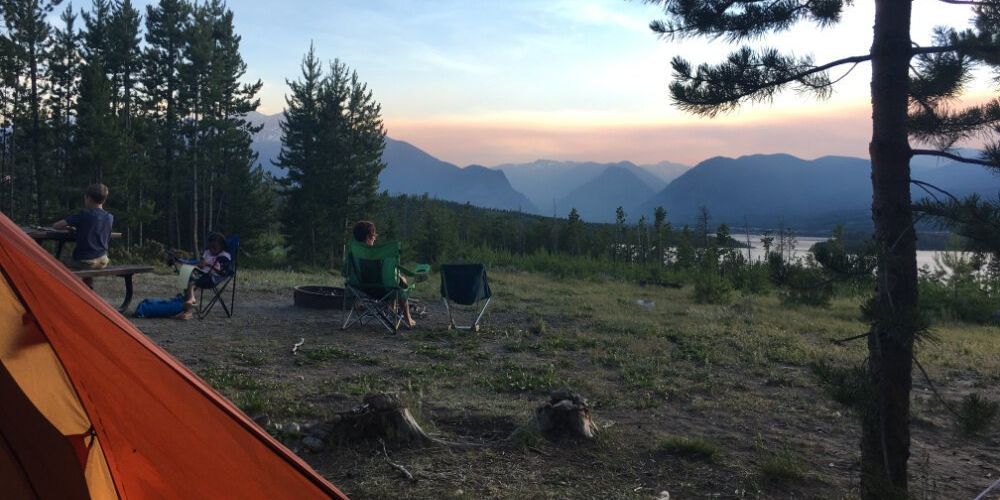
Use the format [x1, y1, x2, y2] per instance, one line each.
[23, 226, 123, 259]
[22, 226, 151, 312]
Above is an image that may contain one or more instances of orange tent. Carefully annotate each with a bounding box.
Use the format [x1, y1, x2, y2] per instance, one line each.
[0, 213, 346, 499]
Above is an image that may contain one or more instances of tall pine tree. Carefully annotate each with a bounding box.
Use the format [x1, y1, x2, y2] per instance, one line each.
[642, 1, 999, 496]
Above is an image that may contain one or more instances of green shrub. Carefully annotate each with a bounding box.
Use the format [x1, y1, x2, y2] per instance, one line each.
[693, 272, 731, 304]
[919, 277, 997, 324]
[810, 361, 871, 411]
[957, 393, 998, 435]
[781, 266, 833, 307]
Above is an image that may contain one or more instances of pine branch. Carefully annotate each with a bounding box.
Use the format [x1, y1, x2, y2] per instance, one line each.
[911, 149, 1000, 168]
[936, 0, 991, 6]
[645, 0, 848, 42]
[669, 49, 870, 115]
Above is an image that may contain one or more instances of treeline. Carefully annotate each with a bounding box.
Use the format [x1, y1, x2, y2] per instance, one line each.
[0, 0, 272, 252]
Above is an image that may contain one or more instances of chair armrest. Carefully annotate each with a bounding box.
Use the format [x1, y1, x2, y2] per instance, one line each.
[399, 263, 430, 282]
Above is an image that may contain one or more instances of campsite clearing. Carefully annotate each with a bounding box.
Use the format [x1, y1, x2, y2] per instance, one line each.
[109, 269, 1000, 499]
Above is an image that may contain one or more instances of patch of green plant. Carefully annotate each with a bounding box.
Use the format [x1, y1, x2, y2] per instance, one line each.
[414, 343, 458, 360]
[231, 349, 269, 367]
[528, 315, 547, 336]
[198, 366, 263, 391]
[810, 360, 871, 411]
[758, 452, 806, 481]
[621, 364, 657, 389]
[957, 393, 999, 435]
[592, 345, 628, 368]
[486, 361, 563, 394]
[337, 374, 394, 396]
[232, 390, 268, 414]
[658, 436, 719, 461]
[296, 347, 378, 366]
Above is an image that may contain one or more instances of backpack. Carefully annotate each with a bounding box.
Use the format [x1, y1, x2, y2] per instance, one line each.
[134, 295, 186, 318]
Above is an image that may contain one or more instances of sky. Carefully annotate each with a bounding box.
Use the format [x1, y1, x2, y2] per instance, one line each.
[128, 0, 991, 166]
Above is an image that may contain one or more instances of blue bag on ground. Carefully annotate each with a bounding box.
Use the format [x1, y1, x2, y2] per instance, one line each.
[134, 295, 186, 318]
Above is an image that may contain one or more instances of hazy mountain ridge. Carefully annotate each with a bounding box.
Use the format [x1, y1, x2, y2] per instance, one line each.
[493, 159, 689, 212]
[556, 167, 655, 222]
[248, 112, 536, 212]
[638, 152, 1000, 229]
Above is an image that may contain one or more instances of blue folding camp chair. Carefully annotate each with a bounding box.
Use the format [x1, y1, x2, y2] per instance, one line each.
[196, 235, 239, 319]
[440, 263, 492, 331]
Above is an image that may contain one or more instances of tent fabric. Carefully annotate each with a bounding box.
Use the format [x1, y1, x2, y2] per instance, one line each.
[0, 213, 346, 499]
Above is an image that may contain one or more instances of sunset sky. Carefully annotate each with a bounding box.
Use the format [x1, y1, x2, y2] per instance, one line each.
[132, 0, 989, 166]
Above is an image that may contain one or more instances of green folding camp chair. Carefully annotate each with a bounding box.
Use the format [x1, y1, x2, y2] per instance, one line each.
[342, 240, 429, 333]
[440, 263, 492, 332]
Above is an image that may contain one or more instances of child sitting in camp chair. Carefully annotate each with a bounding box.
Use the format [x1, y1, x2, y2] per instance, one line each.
[166, 233, 232, 319]
[352, 221, 418, 327]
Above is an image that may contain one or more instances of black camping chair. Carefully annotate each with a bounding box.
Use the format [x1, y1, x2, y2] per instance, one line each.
[195, 234, 239, 319]
[440, 263, 492, 331]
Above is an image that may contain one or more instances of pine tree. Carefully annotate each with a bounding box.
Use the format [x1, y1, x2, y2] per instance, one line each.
[142, 0, 191, 247]
[642, 1, 1000, 496]
[276, 44, 324, 263]
[46, 4, 79, 212]
[277, 46, 385, 266]
[2, 0, 62, 222]
[653, 206, 669, 266]
[74, 55, 119, 184]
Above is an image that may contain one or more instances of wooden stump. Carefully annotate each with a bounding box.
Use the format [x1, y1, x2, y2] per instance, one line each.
[324, 393, 432, 446]
[535, 390, 598, 440]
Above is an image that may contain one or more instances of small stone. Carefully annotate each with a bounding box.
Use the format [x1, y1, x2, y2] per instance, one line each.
[288, 422, 301, 434]
[302, 436, 325, 452]
[252, 414, 270, 427]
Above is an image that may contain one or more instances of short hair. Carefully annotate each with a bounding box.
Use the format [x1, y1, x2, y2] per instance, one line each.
[353, 221, 376, 242]
[207, 232, 227, 251]
[85, 183, 109, 204]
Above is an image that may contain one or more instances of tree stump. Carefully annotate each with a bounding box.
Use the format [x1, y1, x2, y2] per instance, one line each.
[535, 390, 598, 440]
[324, 393, 432, 446]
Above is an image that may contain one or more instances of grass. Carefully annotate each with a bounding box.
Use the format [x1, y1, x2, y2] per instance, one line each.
[296, 346, 379, 366]
[658, 436, 720, 461]
[131, 268, 1000, 499]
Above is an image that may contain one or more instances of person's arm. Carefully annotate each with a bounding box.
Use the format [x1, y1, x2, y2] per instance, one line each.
[53, 212, 80, 230]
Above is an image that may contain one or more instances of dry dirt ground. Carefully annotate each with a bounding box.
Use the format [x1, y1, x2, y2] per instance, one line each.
[90, 269, 1000, 499]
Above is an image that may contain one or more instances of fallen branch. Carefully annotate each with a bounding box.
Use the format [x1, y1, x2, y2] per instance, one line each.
[380, 438, 416, 482]
[291, 338, 305, 355]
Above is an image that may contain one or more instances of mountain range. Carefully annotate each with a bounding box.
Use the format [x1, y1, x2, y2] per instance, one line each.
[249, 111, 1000, 229]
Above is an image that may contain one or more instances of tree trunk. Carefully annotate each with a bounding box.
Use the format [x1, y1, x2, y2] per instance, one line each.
[863, 1, 916, 498]
[29, 42, 42, 223]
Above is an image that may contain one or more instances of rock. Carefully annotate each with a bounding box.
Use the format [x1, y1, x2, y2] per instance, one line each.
[288, 422, 301, 434]
[251, 414, 270, 427]
[302, 436, 325, 452]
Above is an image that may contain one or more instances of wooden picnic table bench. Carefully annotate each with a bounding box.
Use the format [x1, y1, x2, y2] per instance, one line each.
[73, 265, 155, 312]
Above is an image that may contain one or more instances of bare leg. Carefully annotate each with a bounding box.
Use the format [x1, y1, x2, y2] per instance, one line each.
[399, 297, 415, 327]
[185, 283, 197, 305]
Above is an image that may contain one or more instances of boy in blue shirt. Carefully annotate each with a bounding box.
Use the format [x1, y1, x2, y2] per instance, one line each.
[53, 184, 114, 285]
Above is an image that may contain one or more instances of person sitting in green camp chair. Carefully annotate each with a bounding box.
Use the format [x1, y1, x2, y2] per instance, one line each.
[352, 221, 417, 327]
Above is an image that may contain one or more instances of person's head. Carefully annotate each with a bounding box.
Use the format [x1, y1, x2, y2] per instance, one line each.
[207, 232, 227, 255]
[84, 183, 108, 208]
[353, 220, 377, 246]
